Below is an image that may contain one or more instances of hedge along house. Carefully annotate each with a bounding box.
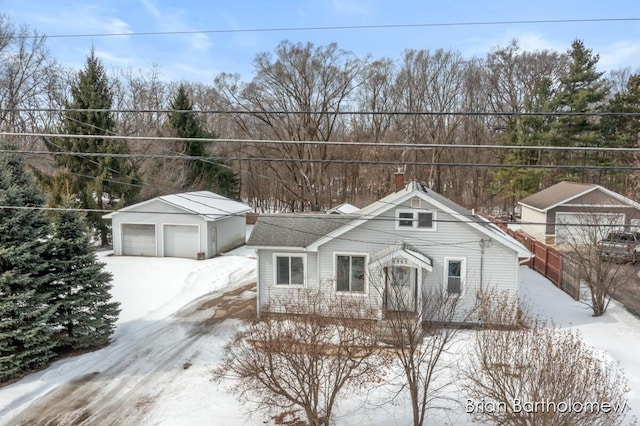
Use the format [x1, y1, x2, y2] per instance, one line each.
[518, 181, 640, 245]
[247, 179, 531, 323]
[103, 191, 251, 259]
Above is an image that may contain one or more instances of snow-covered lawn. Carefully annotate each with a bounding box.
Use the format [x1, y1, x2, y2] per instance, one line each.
[0, 248, 638, 425]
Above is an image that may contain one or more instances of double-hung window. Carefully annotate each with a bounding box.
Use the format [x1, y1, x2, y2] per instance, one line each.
[275, 255, 305, 286]
[336, 254, 366, 293]
[445, 258, 464, 295]
[396, 210, 435, 230]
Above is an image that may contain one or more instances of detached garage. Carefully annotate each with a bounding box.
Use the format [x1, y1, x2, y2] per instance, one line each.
[103, 191, 251, 259]
[518, 181, 640, 245]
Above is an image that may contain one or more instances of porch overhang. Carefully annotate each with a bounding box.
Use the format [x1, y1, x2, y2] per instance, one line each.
[369, 242, 433, 272]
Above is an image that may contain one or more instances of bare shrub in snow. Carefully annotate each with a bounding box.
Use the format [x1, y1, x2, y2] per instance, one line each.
[211, 289, 391, 426]
[462, 293, 633, 425]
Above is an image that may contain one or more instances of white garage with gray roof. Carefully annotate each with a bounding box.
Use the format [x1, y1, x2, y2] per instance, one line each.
[103, 191, 251, 259]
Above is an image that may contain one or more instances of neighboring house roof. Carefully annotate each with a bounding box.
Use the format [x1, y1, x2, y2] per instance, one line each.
[246, 214, 355, 249]
[326, 203, 360, 215]
[518, 181, 640, 212]
[248, 181, 530, 258]
[102, 191, 251, 221]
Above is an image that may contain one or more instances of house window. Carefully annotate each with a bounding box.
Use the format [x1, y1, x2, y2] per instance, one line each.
[336, 255, 366, 292]
[396, 210, 435, 230]
[275, 255, 305, 286]
[445, 258, 464, 295]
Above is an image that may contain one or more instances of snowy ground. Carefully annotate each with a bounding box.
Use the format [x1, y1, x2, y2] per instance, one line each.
[0, 247, 638, 424]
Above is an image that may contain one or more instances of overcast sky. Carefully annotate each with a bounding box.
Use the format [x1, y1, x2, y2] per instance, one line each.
[3, 0, 640, 82]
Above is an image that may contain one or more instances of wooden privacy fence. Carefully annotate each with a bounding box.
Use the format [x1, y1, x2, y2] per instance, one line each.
[499, 225, 581, 300]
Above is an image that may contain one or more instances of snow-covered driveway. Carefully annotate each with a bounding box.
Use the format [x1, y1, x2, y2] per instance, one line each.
[0, 253, 257, 425]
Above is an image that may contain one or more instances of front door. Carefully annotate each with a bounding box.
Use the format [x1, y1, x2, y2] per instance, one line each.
[385, 265, 417, 312]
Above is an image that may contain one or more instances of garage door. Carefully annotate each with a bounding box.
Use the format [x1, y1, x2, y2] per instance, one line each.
[122, 224, 156, 256]
[556, 213, 624, 245]
[164, 224, 199, 258]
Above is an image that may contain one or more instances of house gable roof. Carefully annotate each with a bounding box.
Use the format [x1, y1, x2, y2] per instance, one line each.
[248, 181, 530, 258]
[103, 191, 251, 221]
[307, 181, 529, 257]
[518, 181, 640, 212]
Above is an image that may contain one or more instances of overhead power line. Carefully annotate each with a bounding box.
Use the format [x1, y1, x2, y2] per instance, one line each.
[18, 18, 640, 39]
[3, 149, 639, 171]
[5, 107, 640, 117]
[4, 132, 640, 153]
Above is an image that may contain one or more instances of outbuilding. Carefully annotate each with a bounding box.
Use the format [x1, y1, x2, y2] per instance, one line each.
[103, 191, 251, 259]
[518, 181, 640, 245]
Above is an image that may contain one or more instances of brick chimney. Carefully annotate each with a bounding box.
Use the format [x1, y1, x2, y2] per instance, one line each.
[395, 171, 405, 191]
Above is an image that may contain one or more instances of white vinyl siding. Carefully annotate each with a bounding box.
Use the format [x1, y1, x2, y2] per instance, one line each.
[519, 206, 547, 242]
[108, 199, 247, 259]
[317, 197, 519, 321]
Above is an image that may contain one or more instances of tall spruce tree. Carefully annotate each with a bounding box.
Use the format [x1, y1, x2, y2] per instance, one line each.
[493, 77, 556, 206]
[598, 73, 640, 191]
[46, 49, 140, 246]
[0, 152, 55, 381]
[44, 205, 120, 350]
[550, 39, 609, 182]
[168, 85, 239, 197]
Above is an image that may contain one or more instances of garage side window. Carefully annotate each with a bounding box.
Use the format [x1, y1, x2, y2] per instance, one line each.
[275, 255, 305, 286]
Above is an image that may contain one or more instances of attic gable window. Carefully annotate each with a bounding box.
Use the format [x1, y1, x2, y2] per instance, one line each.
[396, 209, 436, 231]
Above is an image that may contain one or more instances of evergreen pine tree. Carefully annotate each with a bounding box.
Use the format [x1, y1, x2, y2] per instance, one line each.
[493, 77, 555, 205]
[44, 206, 120, 350]
[550, 39, 609, 182]
[45, 48, 140, 246]
[168, 84, 239, 197]
[0, 152, 55, 381]
[598, 73, 640, 191]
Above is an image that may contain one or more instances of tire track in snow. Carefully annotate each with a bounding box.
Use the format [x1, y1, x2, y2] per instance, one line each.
[8, 266, 256, 425]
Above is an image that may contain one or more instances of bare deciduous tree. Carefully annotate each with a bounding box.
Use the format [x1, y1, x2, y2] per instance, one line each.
[463, 293, 632, 426]
[0, 14, 64, 148]
[556, 211, 636, 316]
[211, 289, 391, 426]
[217, 41, 367, 211]
[372, 264, 477, 426]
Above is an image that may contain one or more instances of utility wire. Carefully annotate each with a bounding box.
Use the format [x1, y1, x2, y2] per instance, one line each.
[5, 107, 640, 117]
[4, 132, 640, 153]
[3, 149, 638, 171]
[17, 17, 640, 39]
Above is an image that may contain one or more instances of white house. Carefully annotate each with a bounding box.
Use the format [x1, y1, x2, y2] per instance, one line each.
[103, 191, 251, 259]
[518, 181, 640, 244]
[247, 180, 531, 322]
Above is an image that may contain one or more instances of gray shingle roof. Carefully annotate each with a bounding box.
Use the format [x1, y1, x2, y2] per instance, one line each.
[247, 214, 355, 248]
[518, 181, 598, 210]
